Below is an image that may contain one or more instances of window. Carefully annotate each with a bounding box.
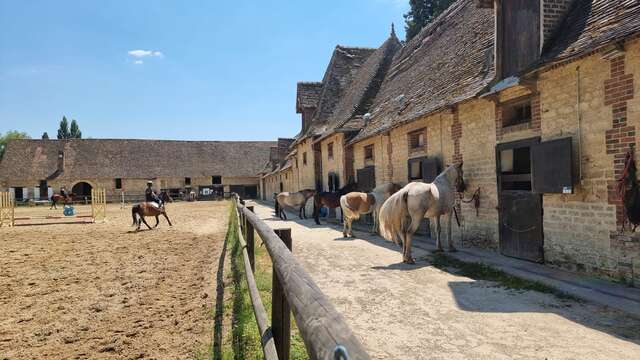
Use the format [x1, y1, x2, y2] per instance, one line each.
[364, 145, 374, 161]
[502, 97, 532, 127]
[185, 177, 191, 186]
[327, 142, 334, 160]
[408, 130, 425, 150]
[303, 152, 307, 165]
[115, 178, 122, 189]
[212, 176, 222, 185]
[408, 159, 422, 180]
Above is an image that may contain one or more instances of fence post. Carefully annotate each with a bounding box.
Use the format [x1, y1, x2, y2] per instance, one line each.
[246, 206, 255, 272]
[273, 228, 292, 360]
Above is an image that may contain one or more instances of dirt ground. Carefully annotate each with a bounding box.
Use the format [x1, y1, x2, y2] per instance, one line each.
[0, 201, 228, 359]
[252, 202, 640, 360]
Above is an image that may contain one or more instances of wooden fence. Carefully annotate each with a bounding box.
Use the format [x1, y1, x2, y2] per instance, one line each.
[232, 194, 369, 360]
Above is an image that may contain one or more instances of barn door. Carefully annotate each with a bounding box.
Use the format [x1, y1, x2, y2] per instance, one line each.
[499, 191, 543, 262]
[496, 138, 544, 263]
[356, 167, 376, 192]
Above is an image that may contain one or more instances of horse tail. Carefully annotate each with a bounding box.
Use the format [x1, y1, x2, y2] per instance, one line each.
[274, 198, 279, 217]
[379, 189, 409, 246]
[131, 205, 139, 226]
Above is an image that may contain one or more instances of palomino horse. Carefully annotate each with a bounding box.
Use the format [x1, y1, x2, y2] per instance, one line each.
[379, 163, 466, 264]
[313, 183, 358, 225]
[275, 189, 316, 220]
[50, 193, 75, 209]
[131, 192, 174, 231]
[340, 182, 403, 237]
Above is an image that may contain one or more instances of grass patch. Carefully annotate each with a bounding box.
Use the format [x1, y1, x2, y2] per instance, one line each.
[430, 253, 580, 301]
[218, 203, 309, 359]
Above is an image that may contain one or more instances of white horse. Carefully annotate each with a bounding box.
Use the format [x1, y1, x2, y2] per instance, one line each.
[378, 163, 466, 264]
[275, 189, 316, 220]
[340, 183, 403, 237]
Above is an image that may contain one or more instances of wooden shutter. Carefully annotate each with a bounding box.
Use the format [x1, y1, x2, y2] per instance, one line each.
[501, 0, 540, 77]
[422, 157, 441, 183]
[531, 137, 573, 193]
[357, 167, 376, 192]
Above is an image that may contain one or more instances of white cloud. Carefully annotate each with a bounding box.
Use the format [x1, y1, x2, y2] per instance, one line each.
[134, 60, 144, 65]
[128, 49, 163, 58]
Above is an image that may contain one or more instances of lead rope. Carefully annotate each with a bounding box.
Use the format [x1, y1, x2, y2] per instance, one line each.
[616, 148, 635, 232]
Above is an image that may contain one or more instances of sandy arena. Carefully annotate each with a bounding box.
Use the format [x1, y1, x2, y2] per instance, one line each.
[0, 201, 228, 359]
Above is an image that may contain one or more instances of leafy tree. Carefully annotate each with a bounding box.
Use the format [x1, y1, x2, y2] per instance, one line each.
[69, 119, 82, 139]
[57, 116, 70, 139]
[42, 132, 49, 139]
[404, 0, 455, 41]
[0, 130, 31, 159]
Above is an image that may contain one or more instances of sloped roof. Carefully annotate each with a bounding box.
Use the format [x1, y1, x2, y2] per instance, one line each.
[539, 0, 640, 68]
[351, 0, 495, 143]
[296, 82, 323, 112]
[298, 46, 376, 141]
[315, 32, 402, 142]
[0, 139, 276, 182]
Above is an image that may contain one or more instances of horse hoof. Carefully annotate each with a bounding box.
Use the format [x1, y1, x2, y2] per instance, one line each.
[403, 258, 416, 265]
[433, 249, 444, 254]
[448, 247, 458, 253]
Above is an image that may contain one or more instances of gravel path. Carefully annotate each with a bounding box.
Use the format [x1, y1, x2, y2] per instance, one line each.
[253, 202, 640, 360]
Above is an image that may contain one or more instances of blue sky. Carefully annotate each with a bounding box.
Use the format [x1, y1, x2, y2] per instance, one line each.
[0, 0, 408, 141]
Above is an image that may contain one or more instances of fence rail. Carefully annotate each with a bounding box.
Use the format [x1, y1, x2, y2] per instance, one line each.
[232, 194, 369, 360]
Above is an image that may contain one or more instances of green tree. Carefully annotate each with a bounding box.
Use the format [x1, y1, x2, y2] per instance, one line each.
[0, 130, 31, 159]
[404, 0, 455, 41]
[57, 116, 70, 139]
[42, 132, 49, 139]
[69, 119, 82, 139]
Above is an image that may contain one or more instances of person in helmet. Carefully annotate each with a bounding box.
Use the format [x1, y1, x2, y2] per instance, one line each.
[145, 181, 162, 208]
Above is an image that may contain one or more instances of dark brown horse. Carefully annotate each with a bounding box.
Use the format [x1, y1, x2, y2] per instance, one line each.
[50, 193, 75, 209]
[313, 183, 358, 225]
[131, 192, 173, 231]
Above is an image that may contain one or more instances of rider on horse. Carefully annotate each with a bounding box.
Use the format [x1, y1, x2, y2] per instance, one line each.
[145, 181, 163, 208]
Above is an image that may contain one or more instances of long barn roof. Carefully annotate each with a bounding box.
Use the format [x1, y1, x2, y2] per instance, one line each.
[351, 0, 495, 143]
[0, 139, 276, 182]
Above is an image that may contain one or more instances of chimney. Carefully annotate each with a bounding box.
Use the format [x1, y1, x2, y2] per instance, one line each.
[57, 150, 65, 173]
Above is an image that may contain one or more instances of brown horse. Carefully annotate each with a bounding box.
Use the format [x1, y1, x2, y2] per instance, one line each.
[50, 193, 75, 209]
[313, 183, 358, 225]
[131, 192, 173, 231]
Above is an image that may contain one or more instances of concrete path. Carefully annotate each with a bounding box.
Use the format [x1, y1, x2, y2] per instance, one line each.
[251, 201, 640, 360]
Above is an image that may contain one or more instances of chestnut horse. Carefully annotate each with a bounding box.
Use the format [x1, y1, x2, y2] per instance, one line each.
[313, 182, 358, 225]
[340, 182, 403, 237]
[131, 192, 173, 231]
[50, 193, 75, 209]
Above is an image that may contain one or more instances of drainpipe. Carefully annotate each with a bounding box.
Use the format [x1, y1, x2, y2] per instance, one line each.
[576, 66, 583, 184]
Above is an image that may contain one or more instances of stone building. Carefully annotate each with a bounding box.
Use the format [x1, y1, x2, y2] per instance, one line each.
[0, 139, 275, 201]
[266, 0, 640, 285]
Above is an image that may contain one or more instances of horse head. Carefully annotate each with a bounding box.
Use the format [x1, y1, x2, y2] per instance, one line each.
[160, 191, 174, 203]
